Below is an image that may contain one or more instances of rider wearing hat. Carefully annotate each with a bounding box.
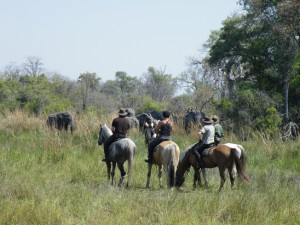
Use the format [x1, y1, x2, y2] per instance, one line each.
[192, 116, 215, 169]
[212, 115, 224, 145]
[102, 108, 130, 162]
[145, 110, 173, 164]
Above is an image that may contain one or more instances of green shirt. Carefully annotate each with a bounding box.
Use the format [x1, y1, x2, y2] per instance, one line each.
[214, 123, 224, 138]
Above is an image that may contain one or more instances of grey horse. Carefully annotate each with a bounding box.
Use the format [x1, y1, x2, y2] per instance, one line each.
[98, 124, 136, 187]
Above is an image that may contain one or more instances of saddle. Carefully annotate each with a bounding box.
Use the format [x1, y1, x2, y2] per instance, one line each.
[114, 137, 123, 142]
[201, 147, 211, 157]
[191, 142, 214, 158]
[153, 139, 170, 153]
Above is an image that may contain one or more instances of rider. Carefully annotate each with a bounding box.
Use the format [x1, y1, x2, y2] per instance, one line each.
[102, 108, 130, 162]
[144, 110, 173, 164]
[191, 116, 215, 169]
[212, 115, 224, 145]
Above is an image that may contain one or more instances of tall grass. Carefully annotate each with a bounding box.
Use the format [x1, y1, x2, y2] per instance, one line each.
[0, 111, 299, 224]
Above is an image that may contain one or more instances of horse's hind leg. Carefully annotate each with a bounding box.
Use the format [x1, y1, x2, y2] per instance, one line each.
[146, 164, 153, 189]
[111, 163, 116, 186]
[117, 163, 127, 187]
[158, 166, 163, 188]
[218, 166, 226, 191]
[164, 166, 170, 189]
[126, 158, 133, 188]
[106, 161, 111, 183]
[229, 165, 236, 189]
[193, 168, 201, 189]
[201, 168, 208, 188]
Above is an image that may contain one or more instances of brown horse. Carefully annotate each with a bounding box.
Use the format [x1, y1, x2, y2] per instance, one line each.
[176, 143, 249, 190]
[146, 140, 180, 190]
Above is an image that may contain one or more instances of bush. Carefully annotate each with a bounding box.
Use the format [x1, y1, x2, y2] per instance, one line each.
[137, 96, 165, 112]
[255, 107, 282, 137]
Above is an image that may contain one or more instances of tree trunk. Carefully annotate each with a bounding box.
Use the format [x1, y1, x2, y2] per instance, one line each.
[283, 72, 289, 124]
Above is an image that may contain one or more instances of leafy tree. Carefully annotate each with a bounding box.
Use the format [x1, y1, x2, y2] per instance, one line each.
[115, 71, 139, 107]
[77, 72, 101, 111]
[140, 67, 177, 102]
[237, 0, 300, 123]
[137, 96, 164, 113]
[205, 0, 300, 126]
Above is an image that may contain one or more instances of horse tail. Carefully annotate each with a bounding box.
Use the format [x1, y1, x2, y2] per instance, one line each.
[238, 145, 247, 174]
[231, 148, 249, 182]
[168, 145, 179, 188]
[126, 143, 136, 187]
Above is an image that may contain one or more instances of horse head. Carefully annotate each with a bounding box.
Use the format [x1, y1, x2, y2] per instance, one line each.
[144, 122, 156, 145]
[175, 149, 190, 187]
[98, 124, 112, 145]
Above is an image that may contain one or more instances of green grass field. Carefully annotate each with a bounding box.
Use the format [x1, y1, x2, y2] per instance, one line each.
[0, 112, 300, 224]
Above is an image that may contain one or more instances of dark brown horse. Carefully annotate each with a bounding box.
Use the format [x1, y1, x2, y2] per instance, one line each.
[175, 144, 208, 189]
[176, 143, 249, 190]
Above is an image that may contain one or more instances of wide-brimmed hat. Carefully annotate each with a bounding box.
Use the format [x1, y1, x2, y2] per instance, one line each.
[202, 116, 213, 124]
[118, 108, 128, 116]
[212, 115, 219, 122]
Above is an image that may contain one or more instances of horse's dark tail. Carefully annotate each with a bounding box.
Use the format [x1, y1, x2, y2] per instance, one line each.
[231, 148, 249, 182]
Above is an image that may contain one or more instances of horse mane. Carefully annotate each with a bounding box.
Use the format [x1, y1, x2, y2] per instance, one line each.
[101, 124, 113, 136]
[179, 148, 189, 163]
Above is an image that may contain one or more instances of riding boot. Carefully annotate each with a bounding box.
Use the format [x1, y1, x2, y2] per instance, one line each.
[144, 154, 153, 164]
[102, 149, 110, 162]
[197, 156, 204, 169]
[192, 148, 203, 169]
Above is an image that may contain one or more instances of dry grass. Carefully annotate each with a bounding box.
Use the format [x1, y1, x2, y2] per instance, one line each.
[0, 111, 300, 225]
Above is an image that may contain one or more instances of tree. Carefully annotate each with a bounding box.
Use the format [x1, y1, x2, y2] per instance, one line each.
[206, 0, 300, 125]
[207, 15, 251, 100]
[22, 56, 44, 77]
[237, 0, 300, 123]
[140, 67, 177, 102]
[178, 67, 203, 93]
[77, 72, 101, 111]
[3, 62, 21, 80]
[115, 71, 139, 107]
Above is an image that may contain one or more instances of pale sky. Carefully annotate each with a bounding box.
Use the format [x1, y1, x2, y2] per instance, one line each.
[0, 0, 242, 81]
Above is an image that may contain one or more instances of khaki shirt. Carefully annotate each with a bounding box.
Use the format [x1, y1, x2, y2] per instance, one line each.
[199, 124, 215, 144]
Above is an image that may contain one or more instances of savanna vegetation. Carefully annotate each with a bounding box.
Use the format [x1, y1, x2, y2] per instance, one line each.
[0, 0, 300, 224]
[0, 111, 299, 225]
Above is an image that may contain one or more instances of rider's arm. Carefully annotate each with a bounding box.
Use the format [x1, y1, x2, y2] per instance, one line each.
[111, 126, 116, 132]
[155, 121, 162, 135]
[198, 126, 205, 140]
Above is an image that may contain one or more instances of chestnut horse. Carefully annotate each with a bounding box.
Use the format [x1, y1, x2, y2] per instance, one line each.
[146, 140, 180, 190]
[176, 143, 249, 190]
